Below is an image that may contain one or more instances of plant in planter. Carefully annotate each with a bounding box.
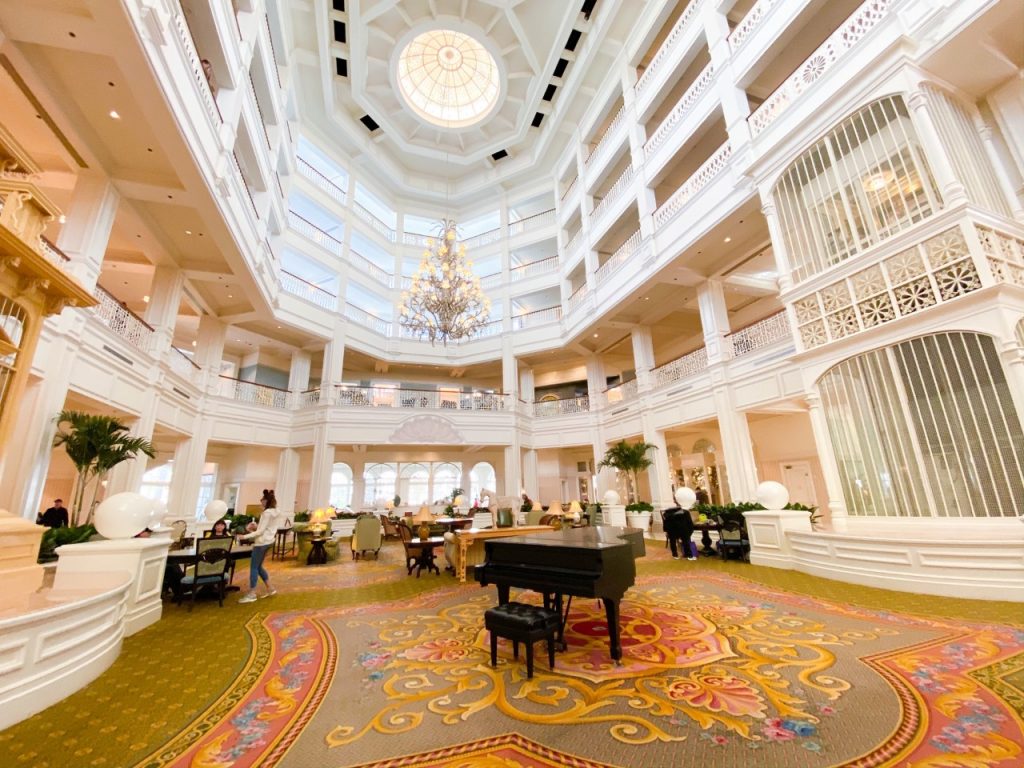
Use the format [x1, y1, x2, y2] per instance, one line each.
[53, 410, 156, 526]
[38, 523, 97, 562]
[598, 440, 657, 505]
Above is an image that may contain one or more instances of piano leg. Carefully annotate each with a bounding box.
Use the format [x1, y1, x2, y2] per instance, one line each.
[497, 585, 511, 606]
[602, 597, 624, 662]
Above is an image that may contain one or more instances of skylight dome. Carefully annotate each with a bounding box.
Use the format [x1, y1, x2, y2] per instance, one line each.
[397, 29, 500, 129]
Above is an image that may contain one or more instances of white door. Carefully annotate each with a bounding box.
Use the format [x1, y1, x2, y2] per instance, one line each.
[781, 461, 818, 508]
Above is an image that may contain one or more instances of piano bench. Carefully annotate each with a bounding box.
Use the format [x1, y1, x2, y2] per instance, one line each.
[484, 602, 560, 679]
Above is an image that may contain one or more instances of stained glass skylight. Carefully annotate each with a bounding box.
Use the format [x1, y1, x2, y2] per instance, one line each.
[397, 29, 500, 129]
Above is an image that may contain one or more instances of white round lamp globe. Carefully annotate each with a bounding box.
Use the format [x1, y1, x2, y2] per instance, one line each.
[94, 492, 153, 539]
[756, 481, 790, 510]
[674, 487, 697, 510]
[602, 489, 621, 506]
[204, 499, 228, 521]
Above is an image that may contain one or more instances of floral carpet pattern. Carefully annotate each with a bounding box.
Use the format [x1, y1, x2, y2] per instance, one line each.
[133, 568, 1024, 768]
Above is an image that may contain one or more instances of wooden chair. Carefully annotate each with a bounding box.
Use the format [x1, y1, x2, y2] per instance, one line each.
[177, 536, 233, 611]
[381, 516, 400, 540]
[397, 523, 419, 575]
[716, 514, 749, 561]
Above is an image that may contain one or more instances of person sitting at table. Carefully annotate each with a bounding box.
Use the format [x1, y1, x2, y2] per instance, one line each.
[206, 519, 230, 537]
[662, 505, 697, 561]
[237, 496, 285, 603]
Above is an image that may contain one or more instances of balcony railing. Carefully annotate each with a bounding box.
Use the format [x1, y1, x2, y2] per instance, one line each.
[297, 158, 347, 204]
[604, 378, 638, 404]
[334, 385, 509, 411]
[728, 0, 779, 52]
[352, 201, 397, 242]
[288, 211, 343, 256]
[590, 165, 636, 225]
[595, 228, 642, 286]
[728, 311, 791, 357]
[349, 248, 394, 287]
[653, 141, 733, 230]
[280, 270, 337, 310]
[39, 236, 74, 275]
[509, 209, 555, 237]
[397, 318, 503, 342]
[480, 272, 503, 289]
[299, 388, 321, 407]
[403, 231, 432, 247]
[560, 177, 578, 201]
[462, 227, 503, 249]
[653, 346, 709, 388]
[565, 229, 585, 258]
[510, 256, 558, 281]
[172, 0, 221, 128]
[344, 303, 392, 336]
[644, 62, 716, 160]
[218, 375, 288, 409]
[168, 347, 200, 378]
[93, 286, 154, 351]
[748, 0, 896, 137]
[533, 396, 590, 417]
[512, 306, 562, 330]
[566, 283, 589, 314]
[634, 0, 701, 99]
[584, 104, 626, 169]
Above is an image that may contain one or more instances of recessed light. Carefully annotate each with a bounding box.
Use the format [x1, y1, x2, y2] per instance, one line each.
[643, 296, 649, 301]
[185, 230, 192, 235]
[108, 110, 120, 120]
[58, 214, 66, 224]
[191, 341, 197, 347]
[227, 294, 233, 298]
[593, 333, 599, 338]
[142, 295, 150, 303]
[724, 237, 732, 243]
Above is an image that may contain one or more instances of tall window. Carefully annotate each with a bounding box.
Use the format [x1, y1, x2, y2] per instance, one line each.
[774, 95, 941, 284]
[195, 465, 217, 518]
[432, 462, 461, 503]
[469, 462, 495, 503]
[818, 332, 1024, 517]
[140, 463, 173, 507]
[401, 463, 430, 505]
[330, 463, 353, 508]
[363, 463, 397, 505]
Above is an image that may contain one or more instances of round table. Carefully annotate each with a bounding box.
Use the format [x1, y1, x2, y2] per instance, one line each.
[692, 521, 721, 556]
[307, 537, 329, 565]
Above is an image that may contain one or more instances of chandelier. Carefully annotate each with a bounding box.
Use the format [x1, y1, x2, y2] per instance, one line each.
[399, 218, 491, 345]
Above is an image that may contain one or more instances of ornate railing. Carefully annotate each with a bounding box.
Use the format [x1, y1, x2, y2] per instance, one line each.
[512, 306, 562, 330]
[299, 388, 321, 407]
[595, 229, 643, 286]
[344, 303, 392, 336]
[728, 0, 778, 51]
[728, 311, 791, 357]
[335, 385, 509, 411]
[172, 0, 222, 128]
[92, 286, 154, 350]
[653, 141, 732, 229]
[462, 227, 503, 249]
[480, 272, 503, 289]
[219, 375, 288, 409]
[561, 177, 578, 201]
[566, 283, 589, 314]
[604, 378, 638, 404]
[591, 165, 636, 225]
[653, 346, 708, 387]
[565, 229, 585, 258]
[509, 209, 555, 237]
[352, 201, 397, 242]
[585, 104, 626, 169]
[288, 211, 343, 256]
[348, 248, 394, 287]
[40, 237, 72, 272]
[510, 256, 558, 281]
[168, 347, 200, 378]
[402, 231, 431, 247]
[748, 0, 896, 137]
[280, 270, 336, 310]
[634, 0, 701, 98]
[297, 158, 346, 204]
[533, 396, 590, 417]
[644, 62, 716, 159]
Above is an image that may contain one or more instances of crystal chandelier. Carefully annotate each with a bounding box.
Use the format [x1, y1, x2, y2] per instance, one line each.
[399, 218, 491, 345]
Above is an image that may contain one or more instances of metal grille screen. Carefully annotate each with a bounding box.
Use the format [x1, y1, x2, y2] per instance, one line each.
[818, 332, 1024, 517]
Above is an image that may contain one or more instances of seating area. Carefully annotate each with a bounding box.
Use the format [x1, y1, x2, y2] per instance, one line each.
[175, 537, 233, 611]
[351, 515, 383, 559]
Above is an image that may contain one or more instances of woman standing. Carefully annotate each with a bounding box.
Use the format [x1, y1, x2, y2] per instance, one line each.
[238, 491, 283, 603]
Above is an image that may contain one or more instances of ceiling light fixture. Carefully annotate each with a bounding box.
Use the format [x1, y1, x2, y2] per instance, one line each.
[185, 230, 192, 235]
[142, 295, 150, 303]
[58, 214, 66, 224]
[724, 237, 732, 243]
[109, 110, 121, 119]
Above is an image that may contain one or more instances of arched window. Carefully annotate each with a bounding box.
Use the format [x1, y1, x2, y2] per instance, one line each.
[363, 463, 397, 505]
[329, 463, 353, 508]
[432, 462, 461, 503]
[469, 462, 496, 503]
[400, 463, 430, 506]
[817, 332, 1024, 518]
[139, 463, 174, 507]
[773, 95, 940, 284]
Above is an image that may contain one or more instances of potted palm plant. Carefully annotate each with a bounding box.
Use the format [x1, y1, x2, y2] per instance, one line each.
[52, 410, 156, 527]
[599, 440, 657, 529]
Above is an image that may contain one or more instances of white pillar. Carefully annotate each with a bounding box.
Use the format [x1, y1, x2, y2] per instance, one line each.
[702, 3, 751, 149]
[56, 172, 120, 291]
[697, 279, 733, 364]
[501, 339, 517, 400]
[320, 324, 346, 402]
[167, 421, 212, 520]
[104, 401, 159, 497]
[143, 266, 185, 357]
[641, 421, 671, 510]
[308, 428, 334, 508]
[713, 392, 759, 502]
[977, 124, 1024, 219]
[195, 315, 227, 394]
[350, 457, 366, 510]
[630, 326, 655, 391]
[805, 393, 849, 531]
[288, 350, 311, 405]
[907, 88, 969, 205]
[519, 366, 535, 405]
[276, 448, 300, 515]
[519, 447, 536, 500]
[759, 200, 795, 292]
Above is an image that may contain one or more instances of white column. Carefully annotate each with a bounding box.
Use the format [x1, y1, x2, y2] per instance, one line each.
[713, 391, 759, 502]
[759, 199, 795, 292]
[702, 3, 751, 149]
[319, 323, 346, 402]
[276, 448, 300, 515]
[350, 457, 366, 510]
[288, 350, 311, 405]
[641, 421, 671, 510]
[167, 421, 212, 520]
[195, 315, 227, 394]
[519, 447, 536, 500]
[697, 279, 733, 364]
[977, 124, 1024, 219]
[630, 325, 655, 391]
[143, 266, 184, 357]
[805, 393, 849, 531]
[907, 89, 969, 205]
[519, 366, 535, 405]
[501, 339, 517, 400]
[104, 401, 159, 497]
[308, 428, 334, 508]
[56, 172, 119, 291]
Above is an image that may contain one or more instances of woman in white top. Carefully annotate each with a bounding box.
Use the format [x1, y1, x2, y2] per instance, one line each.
[238, 493, 285, 603]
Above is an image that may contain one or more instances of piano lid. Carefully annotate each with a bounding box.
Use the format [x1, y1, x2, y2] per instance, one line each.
[483, 525, 642, 550]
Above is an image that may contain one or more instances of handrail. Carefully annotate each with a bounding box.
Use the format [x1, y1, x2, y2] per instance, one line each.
[511, 306, 561, 329]
[94, 285, 155, 331]
[296, 158, 347, 203]
[352, 201, 397, 242]
[634, 0, 701, 98]
[218, 374, 290, 393]
[333, 384, 510, 411]
[171, 346, 201, 370]
[509, 208, 556, 237]
[653, 141, 732, 229]
[510, 256, 558, 280]
[41, 237, 70, 261]
[726, 310, 791, 356]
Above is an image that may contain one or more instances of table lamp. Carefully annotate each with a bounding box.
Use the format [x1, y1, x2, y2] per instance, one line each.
[453, 495, 465, 516]
[531, 500, 543, 513]
[566, 500, 583, 524]
[548, 500, 564, 514]
[310, 507, 333, 536]
[412, 505, 433, 541]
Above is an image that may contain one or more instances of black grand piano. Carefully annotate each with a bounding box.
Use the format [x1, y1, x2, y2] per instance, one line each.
[474, 526, 645, 661]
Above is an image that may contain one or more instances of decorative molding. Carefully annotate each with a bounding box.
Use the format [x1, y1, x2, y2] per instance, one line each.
[388, 415, 464, 444]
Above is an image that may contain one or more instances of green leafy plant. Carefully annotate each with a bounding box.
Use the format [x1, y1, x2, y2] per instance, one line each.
[625, 501, 654, 513]
[52, 410, 156, 526]
[293, 510, 311, 523]
[38, 523, 96, 562]
[692, 500, 819, 525]
[598, 440, 657, 504]
[224, 513, 254, 533]
[450, 488, 464, 501]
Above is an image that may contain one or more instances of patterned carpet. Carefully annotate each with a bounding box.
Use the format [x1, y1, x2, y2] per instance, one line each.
[1, 540, 1021, 768]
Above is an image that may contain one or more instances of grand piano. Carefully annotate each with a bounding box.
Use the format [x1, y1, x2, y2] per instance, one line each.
[474, 526, 645, 661]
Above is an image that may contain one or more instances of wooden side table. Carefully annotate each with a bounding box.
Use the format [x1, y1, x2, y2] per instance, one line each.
[307, 537, 329, 565]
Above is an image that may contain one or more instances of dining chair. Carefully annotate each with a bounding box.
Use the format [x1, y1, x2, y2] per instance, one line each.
[177, 536, 233, 610]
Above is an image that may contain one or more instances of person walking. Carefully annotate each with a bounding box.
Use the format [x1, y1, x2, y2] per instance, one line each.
[663, 505, 697, 561]
[37, 499, 69, 528]
[238, 492, 283, 603]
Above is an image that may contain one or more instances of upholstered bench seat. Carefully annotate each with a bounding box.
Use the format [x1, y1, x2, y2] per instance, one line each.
[484, 602, 559, 679]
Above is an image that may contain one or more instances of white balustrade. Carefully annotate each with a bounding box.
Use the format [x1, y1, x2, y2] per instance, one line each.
[297, 158, 347, 204]
[220, 376, 289, 409]
[510, 256, 558, 281]
[533, 396, 590, 417]
[728, 311, 791, 357]
[344, 303, 392, 336]
[604, 378, 638, 404]
[288, 211, 343, 256]
[566, 284, 589, 314]
[634, 0, 701, 98]
[748, 0, 896, 137]
[561, 177, 578, 201]
[653, 142, 732, 229]
[403, 232, 431, 247]
[335, 385, 509, 411]
[352, 201, 397, 242]
[171, 1, 221, 128]
[585, 105, 626, 169]
[509, 209, 555, 237]
[39, 237, 73, 274]
[728, 0, 778, 51]
[279, 270, 337, 310]
[595, 228, 642, 286]
[462, 228, 503, 249]
[349, 249, 394, 287]
[480, 272, 503, 289]
[653, 347, 709, 387]
[591, 165, 636, 225]
[512, 306, 562, 330]
[168, 347, 200, 379]
[92, 287, 154, 351]
[644, 62, 716, 159]
[299, 389, 321, 408]
[565, 229, 585, 258]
